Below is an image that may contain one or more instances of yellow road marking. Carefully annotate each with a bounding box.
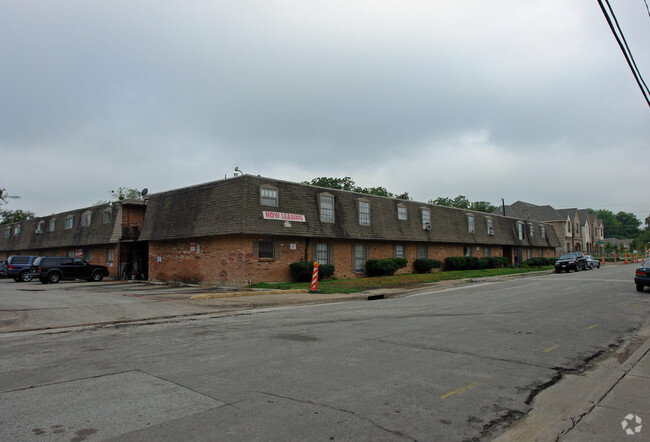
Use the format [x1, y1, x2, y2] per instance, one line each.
[587, 324, 598, 330]
[440, 382, 482, 399]
[543, 344, 560, 353]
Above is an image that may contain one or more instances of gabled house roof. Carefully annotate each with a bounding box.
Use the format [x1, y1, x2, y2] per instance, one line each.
[495, 201, 564, 222]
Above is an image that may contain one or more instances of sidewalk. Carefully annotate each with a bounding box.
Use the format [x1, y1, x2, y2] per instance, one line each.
[495, 323, 650, 441]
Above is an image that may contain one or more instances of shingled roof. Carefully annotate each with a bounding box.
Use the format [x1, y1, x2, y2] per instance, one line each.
[140, 175, 561, 249]
[0, 203, 118, 252]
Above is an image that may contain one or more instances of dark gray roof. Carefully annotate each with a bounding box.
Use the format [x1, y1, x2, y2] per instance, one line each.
[140, 175, 561, 249]
[496, 201, 564, 222]
[0, 204, 118, 252]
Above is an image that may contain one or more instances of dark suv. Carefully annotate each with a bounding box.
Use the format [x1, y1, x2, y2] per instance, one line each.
[5, 255, 39, 282]
[554, 252, 588, 273]
[31, 256, 109, 284]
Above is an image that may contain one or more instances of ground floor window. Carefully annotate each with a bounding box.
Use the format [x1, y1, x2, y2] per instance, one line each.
[316, 243, 329, 265]
[353, 244, 366, 272]
[483, 247, 491, 257]
[417, 245, 428, 259]
[395, 244, 406, 258]
[464, 246, 472, 257]
[526, 248, 532, 260]
[259, 241, 275, 259]
[107, 248, 114, 262]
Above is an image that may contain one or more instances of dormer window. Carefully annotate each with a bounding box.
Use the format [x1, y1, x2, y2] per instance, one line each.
[397, 204, 407, 221]
[49, 219, 56, 232]
[541, 225, 546, 239]
[36, 221, 45, 233]
[517, 222, 525, 240]
[14, 225, 21, 236]
[422, 208, 431, 230]
[467, 215, 475, 233]
[529, 224, 534, 238]
[319, 193, 334, 223]
[81, 211, 92, 227]
[260, 186, 278, 206]
[486, 218, 494, 235]
[358, 200, 370, 226]
[65, 216, 74, 229]
[103, 209, 112, 224]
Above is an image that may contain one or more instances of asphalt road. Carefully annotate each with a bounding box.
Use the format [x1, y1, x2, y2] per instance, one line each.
[0, 265, 647, 441]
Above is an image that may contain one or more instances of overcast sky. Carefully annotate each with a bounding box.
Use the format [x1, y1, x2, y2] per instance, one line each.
[1, 1, 649, 224]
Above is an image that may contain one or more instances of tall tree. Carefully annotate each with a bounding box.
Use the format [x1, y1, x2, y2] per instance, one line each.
[304, 177, 411, 200]
[0, 209, 36, 224]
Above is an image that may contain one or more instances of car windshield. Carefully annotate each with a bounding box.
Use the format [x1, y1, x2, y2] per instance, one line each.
[559, 253, 577, 259]
[643, 258, 650, 267]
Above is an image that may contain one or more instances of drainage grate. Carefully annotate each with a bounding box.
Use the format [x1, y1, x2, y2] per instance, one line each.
[366, 294, 385, 301]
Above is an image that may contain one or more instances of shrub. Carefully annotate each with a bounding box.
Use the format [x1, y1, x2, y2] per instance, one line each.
[413, 258, 442, 273]
[289, 261, 335, 282]
[365, 258, 401, 277]
[480, 257, 508, 269]
[389, 257, 408, 270]
[523, 257, 556, 267]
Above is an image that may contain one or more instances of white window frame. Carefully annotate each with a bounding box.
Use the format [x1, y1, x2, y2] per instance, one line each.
[422, 208, 431, 230]
[467, 215, 475, 234]
[107, 247, 114, 262]
[36, 221, 45, 233]
[358, 200, 370, 226]
[49, 219, 56, 232]
[486, 218, 494, 235]
[14, 225, 21, 236]
[81, 211, 92, 227]
[518, 222, 525, 240]
[541, 225, 546, 239]
[529, 224, 534, 238]
[65, 216, 74, 230]
[103, 209, 112, 224]
[260, 186, 278, 206]
[4, 227, 10, 238]
[397, 205, 407, 221]
[315, 243, 330, 265]
[319, 194, 334, 223]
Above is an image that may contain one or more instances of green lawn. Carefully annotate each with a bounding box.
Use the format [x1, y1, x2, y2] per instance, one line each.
[251, 266, 553, 294]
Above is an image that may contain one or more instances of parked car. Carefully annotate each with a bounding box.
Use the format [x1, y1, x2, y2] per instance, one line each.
[585, 255, 601, 269]
[30, 256, 109, 284]
[554, 252, 588, 273]
[0, 259, 7, 277]
[5, 255, 40, 282]
[634, 258, 650, 292]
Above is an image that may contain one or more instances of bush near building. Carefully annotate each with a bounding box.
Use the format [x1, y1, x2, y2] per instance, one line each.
[444, 256, 508, 271]
[289, 261, 335, 282]
[365, 258, 408, 277]
[413, 258, 443, 274]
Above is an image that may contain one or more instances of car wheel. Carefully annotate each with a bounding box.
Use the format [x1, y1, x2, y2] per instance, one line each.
[637, 284, 645, 292]
[19, 271, 32, 282]
[575, 265, 580, 272]
[48, 272, 61, 284]
[91, 271, 104, 282]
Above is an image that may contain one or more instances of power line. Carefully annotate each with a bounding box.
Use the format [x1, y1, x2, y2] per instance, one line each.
[597, 0, 650, 107]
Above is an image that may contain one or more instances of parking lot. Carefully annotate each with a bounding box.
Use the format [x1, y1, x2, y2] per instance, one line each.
[0, 279, 233, 332]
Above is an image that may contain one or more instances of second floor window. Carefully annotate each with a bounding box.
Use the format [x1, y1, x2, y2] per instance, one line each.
[320, 194, 334, 223]
[359, 201, 370, 226]
[467, 215, 475, 233]
[49, 220, 56, 232]
[397, 205, 407, 220]
[36, 221, 45, 233]
[422, 209, 431, 230]
[518, 222, 525, 240]
[260, 187, 278, 206]
[81, 212, 92, 227]
[541, 225, 546, 238]
[487, 218, 494, 235]
[65, 217, 74, 229]
[103, 210, 112, 224]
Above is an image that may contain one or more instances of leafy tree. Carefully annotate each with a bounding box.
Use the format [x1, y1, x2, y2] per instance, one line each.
[469, 201, 497, 213]
[0, 187, 19, 205]
[304, 177, 411, 200]
[96, 187, 143, 205]
[0, 209, 36, 224]
[592, 209, 641, 239]
[430, 195, 495, 213]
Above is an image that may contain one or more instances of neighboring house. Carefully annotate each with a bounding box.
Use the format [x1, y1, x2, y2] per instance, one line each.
[604, 238, 633, 252]
[1, 176, 561, 285]
[495, 201, 604, 256]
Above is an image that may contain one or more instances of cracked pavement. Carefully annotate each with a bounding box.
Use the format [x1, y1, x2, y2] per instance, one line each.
[1, 264, 648, 441]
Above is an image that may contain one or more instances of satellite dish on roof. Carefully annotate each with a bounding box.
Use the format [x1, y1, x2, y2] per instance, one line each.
[141, 188, 149, 197]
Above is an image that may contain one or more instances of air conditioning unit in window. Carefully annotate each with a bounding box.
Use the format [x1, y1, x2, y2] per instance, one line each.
[488, 227, 494, 236]
[423, 222, 431, 231]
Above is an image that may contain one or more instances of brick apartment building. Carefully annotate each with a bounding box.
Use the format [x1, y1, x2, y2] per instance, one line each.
[1, 175, 561, 285]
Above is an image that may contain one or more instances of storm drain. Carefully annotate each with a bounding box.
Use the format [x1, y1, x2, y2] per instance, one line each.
[366, 294, 386, 301]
